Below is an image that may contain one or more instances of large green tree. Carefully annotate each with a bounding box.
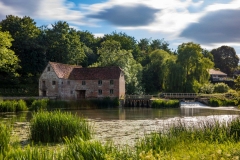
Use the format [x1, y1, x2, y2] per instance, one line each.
[211, 46, 239, 76]
[92, 40, 143, 94]
[0, 15, 45, 77]
[142, 49, 173, 93]
[176, 42, 214, 92]
[0, 29, 20, 86]
[46, 21, 85, 65]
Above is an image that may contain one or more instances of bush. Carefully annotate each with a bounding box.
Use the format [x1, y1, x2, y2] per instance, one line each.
[214, 83, 229, 93]
[30, 111, 93, 143]
[200, 83, 214, 94]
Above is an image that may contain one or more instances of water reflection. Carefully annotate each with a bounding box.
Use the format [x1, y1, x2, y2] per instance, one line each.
[0, 102, 240, 121]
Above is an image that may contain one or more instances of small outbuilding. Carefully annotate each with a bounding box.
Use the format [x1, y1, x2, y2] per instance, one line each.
[209, 69, 227, 82]
[39, 62, 125, 100]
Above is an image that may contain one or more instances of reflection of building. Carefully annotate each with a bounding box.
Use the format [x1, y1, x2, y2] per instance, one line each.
[39, 62, 125, 100]
[209, 69, 227, 82]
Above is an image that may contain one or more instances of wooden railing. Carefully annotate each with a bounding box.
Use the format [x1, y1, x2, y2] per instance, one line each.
[125, 95, 153, 99]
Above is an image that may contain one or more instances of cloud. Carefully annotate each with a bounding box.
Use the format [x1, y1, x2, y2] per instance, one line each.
[87, 4, 159, 26]
[180, 9, 240, 44]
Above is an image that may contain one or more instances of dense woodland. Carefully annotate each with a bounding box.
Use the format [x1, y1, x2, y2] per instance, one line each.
[0, 15, 239, 95]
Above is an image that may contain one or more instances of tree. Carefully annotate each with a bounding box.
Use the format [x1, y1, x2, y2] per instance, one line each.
[0, 29, 20, 85]
[92, 40, 143, 94]
[234, 76, 240, 91]
[211, 46, 239, 76]
[150, 39, 172, 54]
[176, 42, 214, 92]
[142, 49, 172, 93]
[46, 21, 85, 65]
[0, 15, 45, 77]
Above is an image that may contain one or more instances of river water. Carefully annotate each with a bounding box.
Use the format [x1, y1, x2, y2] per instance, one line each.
[1, 102, 240, 147]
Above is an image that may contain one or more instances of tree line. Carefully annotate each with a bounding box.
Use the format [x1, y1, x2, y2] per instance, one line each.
[0, 15, 239, 94]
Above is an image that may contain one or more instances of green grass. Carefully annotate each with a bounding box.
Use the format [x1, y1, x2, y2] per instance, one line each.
[30, 110, 93, 143]
[0, 100, 28, 112]
[151, 99, 180, 108]
[0, 123, 11, 154]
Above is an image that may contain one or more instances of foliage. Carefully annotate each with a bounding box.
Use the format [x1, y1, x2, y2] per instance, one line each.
[0, 29, 20, 79]
[176, 42, 214, 92]
[209, 98, 238, 107]
[30, 111, 93, 143]
[0, 123, 11, 154]
[211, 46, 239, 76]
[0, 15, 45, 78]
[214, 82, 229, 93]
[200, 83, 214, 94]
[0, 100, 28, 112]
[30, 99, 49, 111]
[151, 99, 180, 108]
[136, 118, 240, 159]
[92, 40, 143, 94]
[142, 49, 173, 93]
[46, 21, 86, 65]
[234, 76, 240, 91]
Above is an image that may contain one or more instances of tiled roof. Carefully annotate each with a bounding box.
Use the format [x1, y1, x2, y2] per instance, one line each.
[209, 69, 227, 76]
[49, 62, 122, 80]
[49, 62, 82, 79]
[69, 66, 122, 80]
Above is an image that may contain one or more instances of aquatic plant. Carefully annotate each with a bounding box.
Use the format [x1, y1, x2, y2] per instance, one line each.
[30, 110, 93, 143]
[0, 123, 11, 154]
[151, 99, 180, 108]
[30, 99, 48, 111]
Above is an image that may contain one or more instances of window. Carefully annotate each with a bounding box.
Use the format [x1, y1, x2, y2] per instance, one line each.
[82, 81, 86, 85]
[67, 81, 70, 85]
[70, 91, 73, 94]
[98, 80, 102, 85]
[110, 89, 113, 94]
[110, 80, 114, 85]
[98, 89, 102, 95]
[47, 67, 50, 71]
[52, 81, 56, 85]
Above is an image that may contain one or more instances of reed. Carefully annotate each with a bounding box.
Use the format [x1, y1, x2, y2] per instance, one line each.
[30, 111, 93, 143]
[30, 99, 48, 111]
[63, 136, 134, 160]
[151, 99, 180, 108]
[0, 123, 11, 154]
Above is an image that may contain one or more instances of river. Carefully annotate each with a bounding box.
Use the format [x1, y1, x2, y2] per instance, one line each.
[1, 102, 240, 147]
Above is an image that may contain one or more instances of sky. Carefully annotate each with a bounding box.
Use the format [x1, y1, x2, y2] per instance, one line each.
[0, 0, 240, 58]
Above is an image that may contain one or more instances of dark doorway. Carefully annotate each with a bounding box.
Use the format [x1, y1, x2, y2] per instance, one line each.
[42, 90, 46, 96]
[76, 90, 86, 99]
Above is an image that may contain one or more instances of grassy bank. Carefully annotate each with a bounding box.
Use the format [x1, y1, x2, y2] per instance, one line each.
[3, 111, 240, 159]
[151, 99, 180, 108]
[0, 97, 120, 112]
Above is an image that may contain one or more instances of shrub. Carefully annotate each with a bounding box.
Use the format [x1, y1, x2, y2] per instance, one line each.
[214, 83, 229, 93]
[30, 111, 93, 143]
[200, 83, 214, 94]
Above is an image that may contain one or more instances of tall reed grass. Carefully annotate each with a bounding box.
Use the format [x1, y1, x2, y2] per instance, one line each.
[30, 111, 93, 143]
[151, 99, 180, 108]
[136, 117, 240, 159]
[0, 100, 28, 112]
[0, 123, 11, 154]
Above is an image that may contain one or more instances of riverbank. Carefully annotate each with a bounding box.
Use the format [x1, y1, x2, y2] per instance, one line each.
[12, 114, 239, 147]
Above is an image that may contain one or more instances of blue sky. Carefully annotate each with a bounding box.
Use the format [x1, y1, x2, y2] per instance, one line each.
[0, 0, 240, 57]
